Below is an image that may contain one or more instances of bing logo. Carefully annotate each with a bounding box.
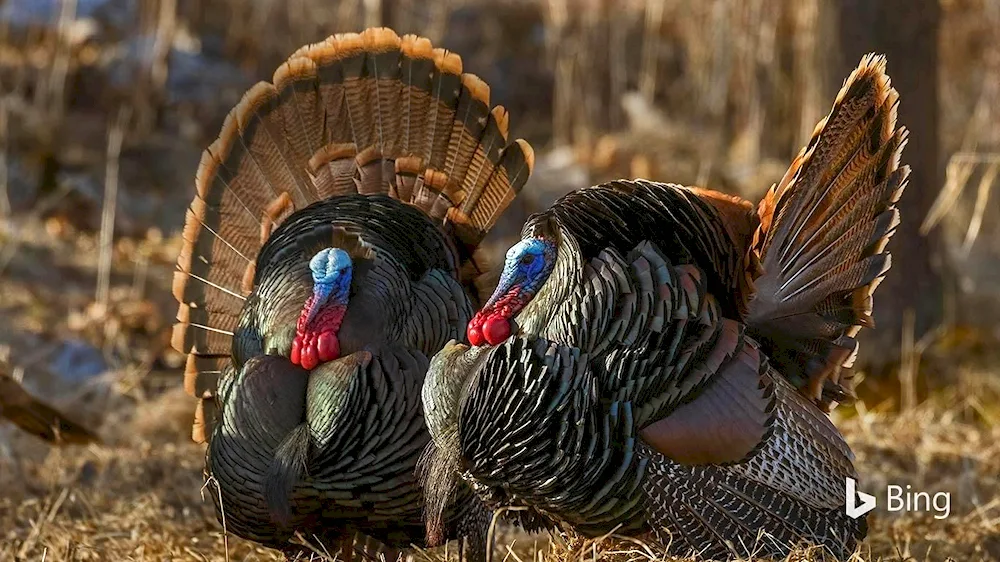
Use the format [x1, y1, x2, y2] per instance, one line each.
[845, 477, 877, 519]
[845, 477, 951, 520]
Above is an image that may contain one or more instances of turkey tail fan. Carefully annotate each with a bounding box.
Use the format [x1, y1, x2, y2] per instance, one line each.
[0, 370, 100, 446]
[172, 27, 535, 443]
[747, 53, 910, 411]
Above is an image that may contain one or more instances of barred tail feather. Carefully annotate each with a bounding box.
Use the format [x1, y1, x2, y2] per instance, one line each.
[172, 27, 535, 442]
[644, 456, 866, 560]
[748, 53, 909, 410]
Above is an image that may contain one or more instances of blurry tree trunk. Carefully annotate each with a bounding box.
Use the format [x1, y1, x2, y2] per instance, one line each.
[381, 0, 397, 29]
[833, 0, 946, 374]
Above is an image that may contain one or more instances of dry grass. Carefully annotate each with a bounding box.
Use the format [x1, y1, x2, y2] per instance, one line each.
[0, 215, 996, 561]
[0, 370, 997, 561]
[0, 391, 277, 561]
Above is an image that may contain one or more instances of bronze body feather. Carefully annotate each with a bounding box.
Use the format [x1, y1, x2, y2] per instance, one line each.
[424, 54, 907, 560]
[171, 28, 534, 560]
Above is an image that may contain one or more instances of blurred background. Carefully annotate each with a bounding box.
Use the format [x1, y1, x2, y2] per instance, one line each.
[0, 0, 997, 560]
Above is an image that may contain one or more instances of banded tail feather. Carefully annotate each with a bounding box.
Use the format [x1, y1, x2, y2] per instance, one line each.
[748, 53, 909, 411]
[172, 27, 534, 443]
[642, 368, 863, 559]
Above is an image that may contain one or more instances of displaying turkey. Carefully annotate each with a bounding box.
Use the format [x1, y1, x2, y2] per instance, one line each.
[170, 27, 534, 560]
[422, 54, 907, 560]
[0, 368, 99, 445]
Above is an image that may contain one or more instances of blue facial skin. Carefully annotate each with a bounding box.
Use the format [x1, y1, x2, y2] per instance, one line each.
[307, 248, 353, 322]
[483, 238, 556, 309]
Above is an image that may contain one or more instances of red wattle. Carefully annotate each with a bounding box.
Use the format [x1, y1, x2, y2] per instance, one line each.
[301, 339, 319, 370]
[483, 315, 512, 345]
[317, 331, 340, 362]
[292, 300, 347, 369]
[467, 314, 486, 346]
[468, 324, 484, 346]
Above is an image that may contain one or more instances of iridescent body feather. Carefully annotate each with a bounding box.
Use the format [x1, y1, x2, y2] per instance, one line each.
[170, 27, 535, 560]
[424, 54, 908, 560]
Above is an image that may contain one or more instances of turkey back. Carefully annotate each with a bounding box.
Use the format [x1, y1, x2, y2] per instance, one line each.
[172, 27, 535, 443]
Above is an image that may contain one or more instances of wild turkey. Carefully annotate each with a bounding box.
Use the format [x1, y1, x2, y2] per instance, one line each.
[170, 27, 534, 560]
[0, 368, 99, 445]
[422, 54, 907, 560]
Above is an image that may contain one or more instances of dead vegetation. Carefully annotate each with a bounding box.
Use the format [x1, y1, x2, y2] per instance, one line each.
[1, 0, 999, 561]
[1, 376, 997, 561]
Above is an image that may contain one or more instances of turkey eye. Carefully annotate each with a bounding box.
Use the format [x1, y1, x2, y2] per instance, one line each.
[520, 254, 536, 266]
[339, 268, 348, 274]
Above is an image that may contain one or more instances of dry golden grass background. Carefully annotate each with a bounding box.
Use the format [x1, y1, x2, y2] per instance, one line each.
[1, 0, 999, 560]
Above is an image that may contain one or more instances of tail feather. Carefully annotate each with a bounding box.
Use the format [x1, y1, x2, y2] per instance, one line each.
[398, 35, 436, 162]
[172, 27, 534, 442]
[645, 460, 864, 559]
[234, 82, 317, 209]
[425, 48, 464, 173]
[171, 304, 236, 355]
[184, 354, 226, 443]
[444, 75, 491, 200]
[310, 40, 353, 145]
[460, 106, 509, 215]
[414, 49, 464, 221]
[272, 57, 325, 188]
[341, 33, 377, 152]
[470, 139, 534, 233]
[367, 31, 405, 157]
[748, 53, 909, 410]
[310, 142, 363, 197]
[183, 355, 225, 397]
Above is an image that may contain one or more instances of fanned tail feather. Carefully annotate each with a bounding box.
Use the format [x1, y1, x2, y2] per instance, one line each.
[747, 53, 910, 411]
[172, 27, 535, 443]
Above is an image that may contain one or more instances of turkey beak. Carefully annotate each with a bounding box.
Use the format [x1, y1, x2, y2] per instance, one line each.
[306, 282, 334, 325]
[480, 284, 507, 314]
[482, 270, 525, 313]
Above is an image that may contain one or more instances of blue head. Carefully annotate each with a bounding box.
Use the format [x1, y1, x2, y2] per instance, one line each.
[292, 247, 353, 369]
[468, 237, 557, 346]
[309, 247, 353, 308]
[497, 238, 554, 296]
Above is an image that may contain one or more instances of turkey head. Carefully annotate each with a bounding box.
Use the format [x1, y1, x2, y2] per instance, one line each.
[289, 248, 352, 370]
[467, 217, 565, 346]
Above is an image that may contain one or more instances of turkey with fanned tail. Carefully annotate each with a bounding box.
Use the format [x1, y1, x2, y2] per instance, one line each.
[170, 27, 534, 560]
[422, 54, 908, 560]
